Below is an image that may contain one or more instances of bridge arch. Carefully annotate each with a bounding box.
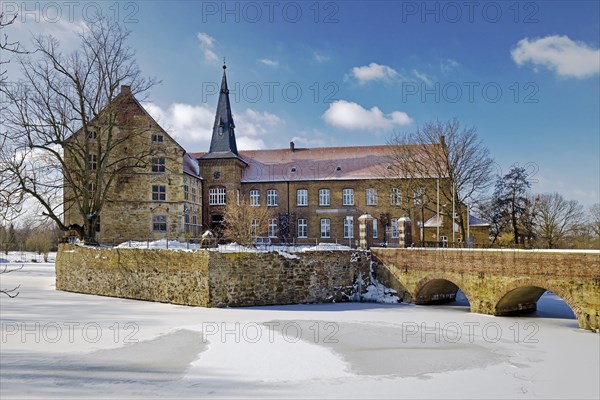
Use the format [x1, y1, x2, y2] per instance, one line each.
[492, 278, 582, 320]
[413, 273, 473, 308]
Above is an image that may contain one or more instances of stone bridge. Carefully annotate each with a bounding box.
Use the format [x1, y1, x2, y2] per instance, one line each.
[371, 248, 600, 331]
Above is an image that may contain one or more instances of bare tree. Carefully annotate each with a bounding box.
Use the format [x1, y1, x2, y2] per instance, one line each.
[590, 203, 600, 238]
[222, 197, 274, 246]
[0, 11, 27, 221]
[533, 192, 585, 248]
[1, 17, 158, 244]
[387, 119, 494, 240]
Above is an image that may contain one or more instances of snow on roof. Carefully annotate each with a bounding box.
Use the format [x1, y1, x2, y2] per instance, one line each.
[424, 214, 490, 228]
[192, 144, 446, 183]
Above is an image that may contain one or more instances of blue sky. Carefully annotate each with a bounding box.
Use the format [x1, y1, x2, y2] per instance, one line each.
[3, 1, 599, 205]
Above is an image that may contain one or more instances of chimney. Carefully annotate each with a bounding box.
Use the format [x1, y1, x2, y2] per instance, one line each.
[290, 141, 295, 153]
[121, 85, 131, 95]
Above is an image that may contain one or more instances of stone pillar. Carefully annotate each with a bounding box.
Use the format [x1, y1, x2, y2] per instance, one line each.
[358, 214, 374, 249]
[398, 217, 412, 248]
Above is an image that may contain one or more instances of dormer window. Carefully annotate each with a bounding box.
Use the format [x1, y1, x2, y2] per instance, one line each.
[218, 122, 224, 135]
[336, 166, 342, 171]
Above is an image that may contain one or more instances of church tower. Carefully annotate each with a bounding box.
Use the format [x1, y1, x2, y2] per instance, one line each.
[199, 65, 247, 232]
[205, 64, 239, 158]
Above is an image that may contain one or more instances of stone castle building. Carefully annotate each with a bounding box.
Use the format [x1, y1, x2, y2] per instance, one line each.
[64, 66, 489, 246]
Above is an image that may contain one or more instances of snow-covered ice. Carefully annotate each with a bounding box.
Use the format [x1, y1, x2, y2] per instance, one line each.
[0, 252, 598, 399]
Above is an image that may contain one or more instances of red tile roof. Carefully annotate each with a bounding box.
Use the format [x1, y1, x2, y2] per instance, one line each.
[192, 144, 445, 183]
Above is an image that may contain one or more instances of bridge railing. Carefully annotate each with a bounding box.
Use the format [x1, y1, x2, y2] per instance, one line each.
[416, 241, 531, 250]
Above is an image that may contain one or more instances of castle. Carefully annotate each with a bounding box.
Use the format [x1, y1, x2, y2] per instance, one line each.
[63, 66, 489, 246]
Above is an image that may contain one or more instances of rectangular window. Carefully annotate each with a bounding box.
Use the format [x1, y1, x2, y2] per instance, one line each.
[87, 182, 95, 200]
[268, 218, 278, 238]
[320, 218, 330, 238]
[87, 130, 97, 140]
[191, 187, 196, 203]
[152, 134, 164, 144]
[249, 189, 260, 206]
[342, 189, 354, 206]
[151, 157, 165, 173]
[372, 219, 378, 239]
[88, 154, 97, 170]
[319, 189, 330, 206]
[297, 189, 308, 206]
[297, 218, 308, 238]
[209, 187, 226, 205]
[344, 216, 354, 238]
[251, 219, 259, 237]
[366, 188, 377, 205]
[152, 185, 166, 201]
[152, 215, 167, 231]
[184, 184, 189, 201]
[391, 218, 399, 239]
[236, 189, 240, 206]
[267, 189, 278, 206]
[390, 188, 402, 205]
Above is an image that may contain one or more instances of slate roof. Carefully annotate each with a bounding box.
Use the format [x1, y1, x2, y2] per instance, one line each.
[424, 214, 490, 228]
[192, 143, 445, 182]
[200, 66, 239, 159]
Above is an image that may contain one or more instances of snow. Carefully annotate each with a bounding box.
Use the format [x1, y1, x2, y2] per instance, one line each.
[1, 253, 598, 399]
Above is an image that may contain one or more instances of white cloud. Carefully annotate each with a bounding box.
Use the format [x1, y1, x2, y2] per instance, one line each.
[258, 58, 279, 67]
[511, 35, 600, 78]
[291, 129, 331, 147]
[235, 109, 284, 138]
[313, 52, 330, 63]
[143, 103, 283, 152]
[322, 100, 412, 132]
[197, 32, 219, 63]
[412, 69, 434, 86]
[440, 58, 460, 74]
[351, 63, 398, 84]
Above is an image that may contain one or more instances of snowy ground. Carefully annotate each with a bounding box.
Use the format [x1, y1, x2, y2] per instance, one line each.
[1, 252, 598, 399]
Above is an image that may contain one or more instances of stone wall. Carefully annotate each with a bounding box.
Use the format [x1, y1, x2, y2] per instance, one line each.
[372, 248, 600, 330]
[56, 244, 370, 307]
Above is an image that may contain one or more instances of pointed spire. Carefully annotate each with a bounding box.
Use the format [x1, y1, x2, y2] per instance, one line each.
[206, 64, 239, 157]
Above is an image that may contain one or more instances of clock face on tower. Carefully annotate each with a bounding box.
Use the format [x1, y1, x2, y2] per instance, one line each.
[213, 171, 221, 180]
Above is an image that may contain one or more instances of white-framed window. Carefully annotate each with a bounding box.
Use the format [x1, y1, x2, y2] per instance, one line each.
[297, 218, 308, 238]
[320, 218, 330, 238]
[391, 218, 400, 238]
[342, 188, 354, 206]
[152, 185, 166, 201]
[209, 187, 226, 205]
[372, 218, 378, 238]
[88, 154, 97, 170]
[151, 157, 165, 173]
[191, 187, 197, 203]
[344, 216, 354, 238]
[390, 188, 402, 205]
[152, 215, 167, 231]
[366, 188, 377, 205]
[319, 189, 330, 206]
[87, 182, 95, 200]
[236, 189, 240, 206]
[297, 189, 308, 206]
[152, 133, 164, 144]
[413, 187, 425, 205]
[268, 218, 278, 238]
[249, 189, 260, 206]
[267, 189, 278, 206]
[251, 219, 259, 237]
